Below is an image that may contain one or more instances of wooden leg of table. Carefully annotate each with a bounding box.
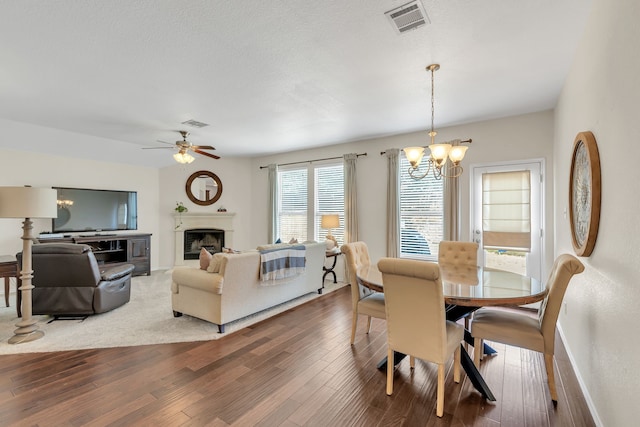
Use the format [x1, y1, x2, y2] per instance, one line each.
[4, 277, 9, 307]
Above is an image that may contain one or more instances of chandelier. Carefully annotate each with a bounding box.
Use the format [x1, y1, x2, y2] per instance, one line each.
[403, 64, 471, 179]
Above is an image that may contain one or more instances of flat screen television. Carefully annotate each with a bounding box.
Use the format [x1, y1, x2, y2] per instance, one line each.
[52, 187, 138, 233]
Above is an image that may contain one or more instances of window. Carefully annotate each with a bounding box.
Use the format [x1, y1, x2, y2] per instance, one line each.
[315, 164, 344, 243]
[399, 155, 444, 260]
[277, 163, 344, 244]
[278, 168, 308, 242]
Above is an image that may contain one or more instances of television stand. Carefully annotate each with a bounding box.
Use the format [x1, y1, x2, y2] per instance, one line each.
[38, 233, 151, 276]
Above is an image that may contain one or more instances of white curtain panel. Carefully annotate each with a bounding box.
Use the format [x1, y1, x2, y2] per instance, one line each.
[343, 153, 358, 243]
[443, 163, 460, 241]
[267, 163, 278, 244]
[385, 148, 400, 257]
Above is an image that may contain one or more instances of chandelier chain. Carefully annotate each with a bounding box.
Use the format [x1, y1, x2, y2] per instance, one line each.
[430, 66, 435, 134]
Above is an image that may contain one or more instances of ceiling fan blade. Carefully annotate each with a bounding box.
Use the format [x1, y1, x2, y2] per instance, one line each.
[193, 149, 220, 159]
[191, 145, 216, 150]
[143, 140, 177, 149]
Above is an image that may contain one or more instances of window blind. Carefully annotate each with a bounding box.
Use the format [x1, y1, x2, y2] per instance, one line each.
[315, 164, 345, 243]
[278, 168, 308, 242]
[399, 155, 443, 260]
[482, 170, 531, 251]
[277, 163, 346, 244]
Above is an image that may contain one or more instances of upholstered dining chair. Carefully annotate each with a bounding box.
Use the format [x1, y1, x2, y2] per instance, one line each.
[471, 253, 585, 404]
[378, 257, 464, 418]
[438, 240, 478, 266]
[340, 242, 386, 345]
[438, 240, 478, 329]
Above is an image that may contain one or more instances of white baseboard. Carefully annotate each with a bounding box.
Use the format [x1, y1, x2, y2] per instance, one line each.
[557, 324, 604, 427]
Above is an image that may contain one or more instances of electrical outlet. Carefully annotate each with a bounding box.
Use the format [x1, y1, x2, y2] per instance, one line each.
[563, 301, 568, 315]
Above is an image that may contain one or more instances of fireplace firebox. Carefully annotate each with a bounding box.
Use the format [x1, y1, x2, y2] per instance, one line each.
[184, 228, 224, 260]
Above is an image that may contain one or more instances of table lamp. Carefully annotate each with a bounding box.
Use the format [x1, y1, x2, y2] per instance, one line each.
[0, 186, 57, 344]
[321, 214, 340, 250]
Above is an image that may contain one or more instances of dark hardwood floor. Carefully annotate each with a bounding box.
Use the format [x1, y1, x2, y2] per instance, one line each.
[0, 286, 594, 426]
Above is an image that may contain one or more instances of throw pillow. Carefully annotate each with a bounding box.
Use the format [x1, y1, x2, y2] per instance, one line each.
[207, 252, 227, 273]
[275, 237, 282, 244]
[289, 238, 298, 244]
[199, 248, 213, 270]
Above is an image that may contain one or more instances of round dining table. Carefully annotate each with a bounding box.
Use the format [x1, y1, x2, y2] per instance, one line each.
[356, 262, 545, 307]
[356, 262, 545, 401]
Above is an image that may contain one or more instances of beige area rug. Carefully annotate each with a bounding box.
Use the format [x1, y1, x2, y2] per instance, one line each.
[0, 270, 347, 355]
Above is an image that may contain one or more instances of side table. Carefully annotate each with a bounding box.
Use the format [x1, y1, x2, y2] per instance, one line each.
[321, 249, 341, 294]
[0, 255, 19, 314]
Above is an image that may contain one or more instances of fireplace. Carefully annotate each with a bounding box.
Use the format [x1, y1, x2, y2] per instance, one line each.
[184, 229, 224, 259]
[174, 212, 235, 266]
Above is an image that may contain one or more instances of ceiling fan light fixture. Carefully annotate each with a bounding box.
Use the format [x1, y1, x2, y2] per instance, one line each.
[173, 151, 195, 164]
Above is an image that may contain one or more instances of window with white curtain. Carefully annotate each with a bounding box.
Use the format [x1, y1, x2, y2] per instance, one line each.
[277, 162, 344, 244]
[399, 155, 444, 260]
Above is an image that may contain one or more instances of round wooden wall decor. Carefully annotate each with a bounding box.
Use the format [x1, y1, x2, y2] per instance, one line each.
[568, 131, 601, 256]
[185, 170, 223, 206]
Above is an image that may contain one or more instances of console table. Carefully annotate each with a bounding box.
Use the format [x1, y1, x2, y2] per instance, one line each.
[0, 255, 19, 310]
[321, 249, 341, 293]
[37, 233, 151, 276]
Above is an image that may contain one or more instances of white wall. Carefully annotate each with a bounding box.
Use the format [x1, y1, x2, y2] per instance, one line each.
[553, 0, 639, 425]
[156, 157, 254, 269]
[249, 111, 555, 268]
[0, 119, 160, 269]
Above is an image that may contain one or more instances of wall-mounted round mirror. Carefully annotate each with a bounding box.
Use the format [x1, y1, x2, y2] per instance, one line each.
[185, 170, 223, 206]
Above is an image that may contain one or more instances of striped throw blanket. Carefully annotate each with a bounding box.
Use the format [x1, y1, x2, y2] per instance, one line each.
[259, 245, 306, 282]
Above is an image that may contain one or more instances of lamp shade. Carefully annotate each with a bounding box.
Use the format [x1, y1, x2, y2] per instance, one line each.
[428, 143, 452, 166]
[321, 214, 340, 229]
[0, 187, 58, 218]
[403, 147, 425, 168]
[448, 145, 468, 164]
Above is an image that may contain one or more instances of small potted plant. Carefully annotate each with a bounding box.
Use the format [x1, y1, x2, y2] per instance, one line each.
[175, 202, 188, 229]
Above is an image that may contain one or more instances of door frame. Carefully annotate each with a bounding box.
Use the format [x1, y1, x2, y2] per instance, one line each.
[469, 158, 545, 282]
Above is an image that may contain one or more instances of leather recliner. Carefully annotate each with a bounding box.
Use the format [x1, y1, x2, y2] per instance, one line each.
[17, 243, 134, 316]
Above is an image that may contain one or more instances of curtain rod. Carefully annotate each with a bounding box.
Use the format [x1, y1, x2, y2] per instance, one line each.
[379, 139, 472, 155]
[259, 153, 367, 169]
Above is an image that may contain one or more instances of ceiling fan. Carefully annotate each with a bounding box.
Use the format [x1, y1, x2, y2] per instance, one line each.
[145, 130, 220, 163]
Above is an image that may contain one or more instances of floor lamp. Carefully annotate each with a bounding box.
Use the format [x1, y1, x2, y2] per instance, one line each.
[0, 186, 57, 344]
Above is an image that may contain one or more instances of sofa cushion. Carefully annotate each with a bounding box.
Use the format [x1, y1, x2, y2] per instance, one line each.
[199, 248, 213, 270]
[207, 252, 227, 273]
[256, 243, 291, 251]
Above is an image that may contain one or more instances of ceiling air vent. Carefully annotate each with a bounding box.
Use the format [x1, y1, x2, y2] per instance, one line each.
[181, 119, 209, 128]
[385, 0, 430, 34]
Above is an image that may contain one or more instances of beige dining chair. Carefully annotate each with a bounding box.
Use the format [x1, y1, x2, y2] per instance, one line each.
[438, 240, 478, 265]
[378, 257, 464, 418]
[438, 240, 478, 328]
[471, 253, 585, 403]
[340, 242, 386, 345]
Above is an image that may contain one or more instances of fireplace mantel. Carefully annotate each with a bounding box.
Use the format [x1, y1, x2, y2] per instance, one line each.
[174, 212, 235, 265]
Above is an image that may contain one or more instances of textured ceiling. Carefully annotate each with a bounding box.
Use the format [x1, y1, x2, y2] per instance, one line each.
[0, 0, 593, 167]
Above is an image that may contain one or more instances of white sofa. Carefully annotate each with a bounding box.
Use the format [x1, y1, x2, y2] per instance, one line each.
[171, 242, 325, 332]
